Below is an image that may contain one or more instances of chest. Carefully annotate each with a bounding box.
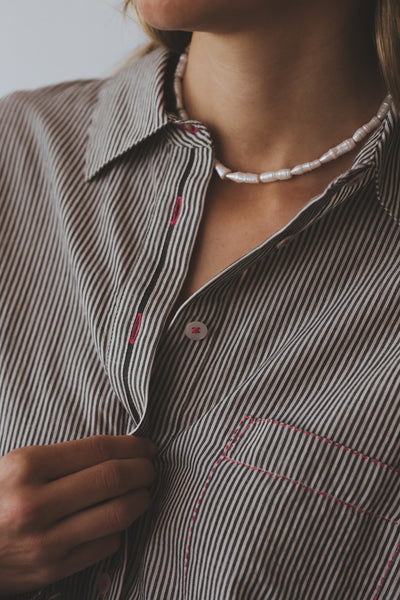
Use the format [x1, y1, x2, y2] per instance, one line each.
[141, 190, 400, 600]
[177, 175, 315, 303]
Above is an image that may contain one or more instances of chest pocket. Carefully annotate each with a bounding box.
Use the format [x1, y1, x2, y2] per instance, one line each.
[184, 416, 400, 600]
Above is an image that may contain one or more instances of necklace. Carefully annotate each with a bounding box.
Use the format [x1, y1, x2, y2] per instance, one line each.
[173, 49, 392, 184]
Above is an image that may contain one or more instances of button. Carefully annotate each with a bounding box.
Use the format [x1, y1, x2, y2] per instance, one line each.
[185, 321, 208, 340]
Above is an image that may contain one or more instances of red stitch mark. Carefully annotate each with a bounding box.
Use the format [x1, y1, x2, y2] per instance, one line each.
[183, 420, 249, 599]
[374, 542, 400, 599]
[192, 327, 201, 334]
[184, 416, 400, 599]
[223, 456, 399, 527]
[129, 313, 142, 345]
[176, 123, 199, 134]
[170, 196, 182, 226]
[242, 416, 400, 475]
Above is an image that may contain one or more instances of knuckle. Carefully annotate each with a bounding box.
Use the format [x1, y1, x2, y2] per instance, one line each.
[5, 447, 36, 483]
[34, 563, 58, 588]
[9, 492, 41, 531]
[27, 534, 53, 564]
[13, 532, 57, 576]
[87, 436, 111, 465]
[97, 461, 120, 492]
[106, 500, 134, 532]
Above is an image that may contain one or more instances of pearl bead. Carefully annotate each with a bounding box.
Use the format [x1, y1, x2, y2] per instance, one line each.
[291, 162, 312, 176]
[173, 47, 392, 185]
[335, 138, 357, 156]
[377, 101, 390, 120]
[320, 148, 338, 164]
[259, 170, 292, 183]
[352, 126, 368, 143]
[225, 172, 260, 183]
[173, 81, 183, 102]
[276, 169, 292, 180]
[368, 116, 381, 130]
[259, 172, 279, 183]
[215, 160, 232, 179]
[310, 159, 322, 170]
[175, 55, 188, 78]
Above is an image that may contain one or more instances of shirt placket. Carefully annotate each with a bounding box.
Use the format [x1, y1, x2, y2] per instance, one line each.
[144, 162, 376, 443]
[106, 137, 214, 431]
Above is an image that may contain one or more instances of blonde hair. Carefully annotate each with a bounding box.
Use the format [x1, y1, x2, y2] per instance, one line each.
[376, 0, 400, 108]
[124, 0, 400, 108]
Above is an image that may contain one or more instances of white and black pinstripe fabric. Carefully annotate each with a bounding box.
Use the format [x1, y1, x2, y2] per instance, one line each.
[1, 46, 400, 599]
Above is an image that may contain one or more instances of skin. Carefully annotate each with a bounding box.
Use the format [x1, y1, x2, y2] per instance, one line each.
[137, 0, 385, 175]
[0, 436, 157, 595]
[137, 0, 387, 301]
[0, 1, 387, 592]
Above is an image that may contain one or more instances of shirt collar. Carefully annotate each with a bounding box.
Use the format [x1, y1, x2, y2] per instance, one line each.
[84, 45, 400, 212]
[84, 47, 174, 181]
[374, 101, 400, 220]
[308, 97, 400, 215]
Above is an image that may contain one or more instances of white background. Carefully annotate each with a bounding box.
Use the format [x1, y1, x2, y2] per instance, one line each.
[0, 0, 148, 98]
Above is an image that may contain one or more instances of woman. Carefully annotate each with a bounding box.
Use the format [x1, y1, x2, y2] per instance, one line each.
[0, 0, 399, 597]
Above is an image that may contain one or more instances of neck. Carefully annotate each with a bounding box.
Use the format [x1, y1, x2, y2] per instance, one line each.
[182, 1, 386, 174]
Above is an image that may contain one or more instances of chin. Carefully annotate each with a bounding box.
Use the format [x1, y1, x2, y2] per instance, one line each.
[135, 0, 242, 32]
[136, 0, 197, 30]
[136, 0, 269, 35]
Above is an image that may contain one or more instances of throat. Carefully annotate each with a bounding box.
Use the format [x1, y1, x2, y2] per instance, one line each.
[175, 146, 361, 307]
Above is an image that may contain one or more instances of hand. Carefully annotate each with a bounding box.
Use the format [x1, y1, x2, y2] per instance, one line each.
[0, 435, 157, 595]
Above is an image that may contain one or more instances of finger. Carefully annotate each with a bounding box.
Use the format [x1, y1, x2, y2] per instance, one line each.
[29, 435, 157, 481]
[38, 533, 122, 588]
[43, 458, 156, 522]
[49, 488, 151, 550]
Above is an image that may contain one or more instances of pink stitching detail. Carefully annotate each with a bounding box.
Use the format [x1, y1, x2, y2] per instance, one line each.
[243, 416, 400, 475]
[176, 123, 199, 134]
[183, 416, 400, 599]
[183, 419, 250, 599]
[223, 457, 399, 527]
[374, 541, 400, 599]
[171, 196, 182, 226]
[129, 313, 142, 345]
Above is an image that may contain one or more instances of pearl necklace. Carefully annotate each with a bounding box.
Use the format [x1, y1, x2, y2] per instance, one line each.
[173, 49, 392, 184]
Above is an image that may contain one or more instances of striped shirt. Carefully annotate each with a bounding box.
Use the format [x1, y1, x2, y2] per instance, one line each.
[1, 46, 400, 599]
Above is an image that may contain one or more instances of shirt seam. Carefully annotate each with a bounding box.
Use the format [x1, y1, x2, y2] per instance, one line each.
[375, 162, 400, 228]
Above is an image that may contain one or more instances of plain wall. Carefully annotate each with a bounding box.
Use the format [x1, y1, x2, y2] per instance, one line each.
[0, 0, 148, 98]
